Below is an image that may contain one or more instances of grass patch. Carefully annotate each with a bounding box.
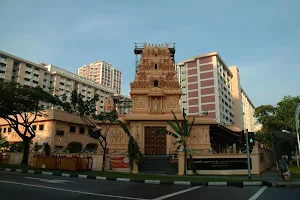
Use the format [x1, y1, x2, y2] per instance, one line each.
[289, 165, 300, 178]
[0, 164, 256, 182]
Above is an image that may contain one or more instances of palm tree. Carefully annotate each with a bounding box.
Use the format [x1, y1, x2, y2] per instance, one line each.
[157, 108, 196, 175]
[117, 120, 142, 173]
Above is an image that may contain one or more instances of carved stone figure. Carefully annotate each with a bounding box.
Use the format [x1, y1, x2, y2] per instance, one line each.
[153, 98, 159, 111]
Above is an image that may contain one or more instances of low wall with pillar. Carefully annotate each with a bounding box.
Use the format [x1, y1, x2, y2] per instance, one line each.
[183, 145, 274, 175]
[3, 152, 132, 172]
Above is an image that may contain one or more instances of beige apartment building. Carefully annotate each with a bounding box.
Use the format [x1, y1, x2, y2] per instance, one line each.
[0, 109, 100, 152]
[78, 60, 122, 95]
[241, 88, 257, 132]
[177, 52, 256, 131]
[177, 52, 235, 126]
[0, 51, 116, 113]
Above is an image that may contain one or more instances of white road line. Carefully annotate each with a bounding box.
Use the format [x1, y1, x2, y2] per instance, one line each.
[249, 186, 268, 200]
[24, 177, 75, 183]
[152, 186, 201, 200]
[0, 180, 148, 200]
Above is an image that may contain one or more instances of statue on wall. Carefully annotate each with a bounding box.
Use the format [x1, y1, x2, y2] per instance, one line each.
[153, 98, 159, 111]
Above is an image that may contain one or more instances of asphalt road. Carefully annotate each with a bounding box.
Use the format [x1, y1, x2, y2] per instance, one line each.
[0, 171, 299, 200]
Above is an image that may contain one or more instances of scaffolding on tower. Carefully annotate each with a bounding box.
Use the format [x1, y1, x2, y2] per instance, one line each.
[134, 43, 176, 72]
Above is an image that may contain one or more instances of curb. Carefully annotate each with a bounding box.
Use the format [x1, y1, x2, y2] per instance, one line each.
[1, 168, 299, 188]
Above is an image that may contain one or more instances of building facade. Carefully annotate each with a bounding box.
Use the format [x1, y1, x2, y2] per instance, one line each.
[78, 61, 122, 94]
[177, 52, 235, 126]
[241, 88, 256, 132]
[0, 51, 116, 113]
[112, 94, 132, 115]
[177, 52, 255, 131]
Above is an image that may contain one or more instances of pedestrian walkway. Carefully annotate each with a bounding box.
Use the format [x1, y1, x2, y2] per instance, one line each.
[204, 167, 300, 186]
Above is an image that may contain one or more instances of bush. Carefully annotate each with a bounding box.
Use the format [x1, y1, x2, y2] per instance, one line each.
[43, 142, 51, 156]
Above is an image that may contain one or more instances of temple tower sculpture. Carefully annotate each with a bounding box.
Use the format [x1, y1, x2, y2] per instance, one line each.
[130, 43, 182, 115]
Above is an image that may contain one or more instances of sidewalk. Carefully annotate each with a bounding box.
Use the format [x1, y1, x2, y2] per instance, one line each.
[200, 167, 300, 186]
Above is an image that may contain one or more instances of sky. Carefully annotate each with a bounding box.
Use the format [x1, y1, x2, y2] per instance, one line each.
[1, 0, 299, 107]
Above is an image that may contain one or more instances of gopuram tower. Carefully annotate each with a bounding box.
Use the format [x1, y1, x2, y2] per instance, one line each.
[129, 43, 182, 116]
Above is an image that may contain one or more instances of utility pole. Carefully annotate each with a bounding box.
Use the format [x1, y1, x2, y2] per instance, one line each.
[246, 129, 252, 179]
[295, 104, 300, 167]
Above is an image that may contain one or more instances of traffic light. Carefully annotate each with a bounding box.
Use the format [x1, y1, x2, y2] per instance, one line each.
[248, 132, 255, 153]
[248, 132, 254, 145]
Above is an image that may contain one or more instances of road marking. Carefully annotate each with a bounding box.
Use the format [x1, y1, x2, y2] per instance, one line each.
[116, 178, 130, 182]
[0, 180, 148, 200]
[249, 186, 267, 200]
[152, 186, 201, 200]
[145, 180, 160, 184]
[42, 172, 53, 176]
[24, 177, 75, 184]
[78, 175, 88, 179]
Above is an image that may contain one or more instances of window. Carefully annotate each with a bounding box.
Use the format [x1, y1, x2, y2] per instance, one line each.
[69, 126, 76, 133]
[32, 125, 37, 131]
[8, 127, 11, 132]
[39, 124, 44, 130]
[79, 127, 85, 134]
[154, 64, 158, 69]
[56, 130, 64, 136]
[154, 80, 158, 87]
[3, 128, 6, 133]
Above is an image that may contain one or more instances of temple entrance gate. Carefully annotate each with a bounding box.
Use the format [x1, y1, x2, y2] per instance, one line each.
[144, 126, 167, 155]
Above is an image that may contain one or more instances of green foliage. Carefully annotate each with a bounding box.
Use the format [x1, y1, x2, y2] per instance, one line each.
[43, 142, 51, 156]
[254, 95, 300, 149]
[156, 109, 196, 175]
[0, 82, 60, 164]
[33, 142, 39, 153]
[255, 95, 300, 133]
[60, 90, 99, 118]
[60, 90, 118, 171]
[95, 110, 118, 123]
[0, 137, 7, 148]
[157, 109, 195, 150]
[254, 130, 272, 148]
[117, 120, 142, 172]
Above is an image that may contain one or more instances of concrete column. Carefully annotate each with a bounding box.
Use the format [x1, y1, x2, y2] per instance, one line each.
[233, 143, 237, 153]
[132, 161, 139, 174]
[178, 151, 185, 176]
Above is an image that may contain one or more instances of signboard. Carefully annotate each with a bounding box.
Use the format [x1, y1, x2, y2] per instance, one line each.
[188, 158, 251, 170]
[108, 156, 129, 168]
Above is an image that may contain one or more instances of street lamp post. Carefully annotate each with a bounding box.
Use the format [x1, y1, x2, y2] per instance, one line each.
[245, 129, 252, 179]
[295, 104, 300, 167]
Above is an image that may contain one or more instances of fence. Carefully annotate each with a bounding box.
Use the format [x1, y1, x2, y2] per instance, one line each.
[0, 154, 10, 164]
[30, 155, 93, 172]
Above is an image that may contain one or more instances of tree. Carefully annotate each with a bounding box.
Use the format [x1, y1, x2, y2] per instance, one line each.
[117, 120, 142, 173]
[156, 109, 195, 175]
[0, 137, 7, 148]
[61, 90, 118, 171]
[255, 96, 300, 133]
[0, 82, 60, 164]
[254, 95, 300, 154]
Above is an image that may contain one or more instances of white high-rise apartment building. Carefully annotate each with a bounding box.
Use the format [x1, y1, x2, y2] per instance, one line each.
[0, 50, 116, 114]
[78, 61, 122, 94]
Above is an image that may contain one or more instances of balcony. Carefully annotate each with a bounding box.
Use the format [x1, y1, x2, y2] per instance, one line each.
[33, 76, 39, 82]
[25, 67, 32, 72]
[25, 74, 31, 79]
[0, 58, 7, 64]
[24, 81, 30, 86]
